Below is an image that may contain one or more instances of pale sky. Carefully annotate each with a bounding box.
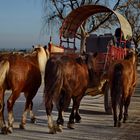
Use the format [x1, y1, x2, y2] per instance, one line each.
[0, 0, 49, 50]
[0, 0, 121, 50]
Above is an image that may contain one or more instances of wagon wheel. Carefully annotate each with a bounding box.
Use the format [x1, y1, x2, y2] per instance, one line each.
[103, 82, 112, 115]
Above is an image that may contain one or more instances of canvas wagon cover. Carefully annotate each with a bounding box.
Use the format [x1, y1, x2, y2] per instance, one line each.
[60, 5, 132, 40]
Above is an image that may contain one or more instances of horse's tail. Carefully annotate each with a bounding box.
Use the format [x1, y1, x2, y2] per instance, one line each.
[112, 63, 123, 106]
[0, 60, 9, 112]
[44, 58, 63, 105]
[0, 60, 9, 86]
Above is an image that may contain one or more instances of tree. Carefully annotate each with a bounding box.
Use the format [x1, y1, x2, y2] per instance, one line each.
[117, 0, 140, 47]
[43, 0, 140, 52]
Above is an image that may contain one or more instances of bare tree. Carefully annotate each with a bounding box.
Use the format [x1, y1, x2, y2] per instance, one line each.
[43, 0, 139, 52]
[117, 0, 140, 47]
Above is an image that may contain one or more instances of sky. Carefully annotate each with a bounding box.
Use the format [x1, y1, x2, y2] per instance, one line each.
[0, 0, 116, 50]
[0, 0, 49, 50]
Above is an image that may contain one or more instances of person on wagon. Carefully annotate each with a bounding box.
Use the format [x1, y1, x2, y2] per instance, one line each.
[114, 28, 125, 48]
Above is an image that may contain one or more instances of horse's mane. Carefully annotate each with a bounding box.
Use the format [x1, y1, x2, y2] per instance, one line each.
[76, 57, 85, 64]
[84, 53, 99, 87]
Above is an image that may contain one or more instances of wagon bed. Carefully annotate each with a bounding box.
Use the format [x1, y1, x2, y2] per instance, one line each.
[48, 5, 132, 114]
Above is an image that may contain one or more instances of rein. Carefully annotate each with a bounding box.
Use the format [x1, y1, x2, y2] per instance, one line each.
[103, 44, 110, 71]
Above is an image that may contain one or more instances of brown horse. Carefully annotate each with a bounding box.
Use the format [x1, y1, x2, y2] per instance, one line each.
[0, 45, 49, 134]
[108, 50, 137, 127]
[44, 53, 106, 134]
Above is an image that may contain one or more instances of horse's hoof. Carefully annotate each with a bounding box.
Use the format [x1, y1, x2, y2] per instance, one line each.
[123, 117, 128, 123]
[48, 128, 56, 134]
[67, 123, 75, 129]
[123, 114, 128, 123]
[1, 126, 8, 134]
[31, 117, 36, 123]
[106, 109, 112, 115]
[7, 127, 13, 133]
[114, 123, 117, 127]
[75, 115, 81, 123]
[75, 119, 81, 123]
[123, 120, 125, 123]
[118, 122, 121, 127]
[55, 124, 63, 132]
[19, 124, 25, 129]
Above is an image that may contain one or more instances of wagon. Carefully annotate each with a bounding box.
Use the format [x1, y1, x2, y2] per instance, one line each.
[48, 5, 132, 114]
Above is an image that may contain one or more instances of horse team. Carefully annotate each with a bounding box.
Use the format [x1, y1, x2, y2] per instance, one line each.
[0, 45, 49, 134]
[0, 45, 138, 134]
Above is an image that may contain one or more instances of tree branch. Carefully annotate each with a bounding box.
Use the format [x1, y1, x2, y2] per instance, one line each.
[52, 0, 64, 20]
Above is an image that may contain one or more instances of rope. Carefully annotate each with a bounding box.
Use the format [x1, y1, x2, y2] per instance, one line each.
[103, 43, 110, 72]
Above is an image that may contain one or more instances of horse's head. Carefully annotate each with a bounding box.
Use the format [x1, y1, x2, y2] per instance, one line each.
[86, 52, 98, 70]
[84, 52, 98, 86]
[32, 44, 49, 57]
[79, 52, 97, 66]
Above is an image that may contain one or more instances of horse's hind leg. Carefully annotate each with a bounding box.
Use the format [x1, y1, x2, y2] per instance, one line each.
[118, 99, 124, 127]
[29, 101, 36, 123]
[56, 91, 71, 132]
[123, 95, 131, 123]
[67, 96, 82, 129]
[20, 99, 30, 129]
[56, 110, 64, 132]
[7, 91, 20, 133]
[74, 105, 81, 123]
[45, 96, 55, 134]
[0, 90, 7, 134]
[112, 103, 117, 127]
[20, 101, 35, 129]
[20, 92, 36, 129]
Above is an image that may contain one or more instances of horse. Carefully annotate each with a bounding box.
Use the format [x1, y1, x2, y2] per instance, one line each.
[0, 45, 49, 134]
[108, 50, 137, 127]
[44, 52, 107, 134]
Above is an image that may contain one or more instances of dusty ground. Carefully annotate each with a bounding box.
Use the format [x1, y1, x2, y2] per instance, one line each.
[0, 72, 140, 140]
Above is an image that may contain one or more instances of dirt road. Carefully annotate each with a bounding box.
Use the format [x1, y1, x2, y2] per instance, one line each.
[1, 74, 140, 140]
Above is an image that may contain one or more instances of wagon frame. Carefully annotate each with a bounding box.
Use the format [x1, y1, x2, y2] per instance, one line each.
[49, 5, 132, 114]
